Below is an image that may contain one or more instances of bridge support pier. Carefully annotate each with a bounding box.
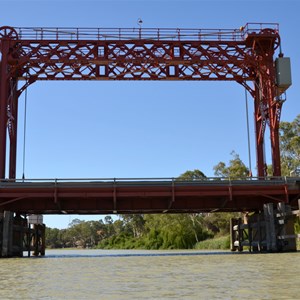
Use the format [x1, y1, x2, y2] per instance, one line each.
[230, 201, 300, 253]
[0, 212, 46, 258]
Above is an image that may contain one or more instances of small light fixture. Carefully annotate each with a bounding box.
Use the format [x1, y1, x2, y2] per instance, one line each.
[137, 18, 143, 28]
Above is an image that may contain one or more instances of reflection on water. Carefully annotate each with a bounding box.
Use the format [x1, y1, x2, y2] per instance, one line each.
[44, 249, 233, 258]
[0, 250, 299, 300]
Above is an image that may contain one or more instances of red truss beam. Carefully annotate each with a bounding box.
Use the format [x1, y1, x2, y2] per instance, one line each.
[13, 41, 253, 82]
[0, 23, 284, 180]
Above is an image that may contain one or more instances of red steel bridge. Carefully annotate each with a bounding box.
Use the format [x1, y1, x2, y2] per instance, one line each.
[0, 23, 298, 215]
[0, 177, 300, 214]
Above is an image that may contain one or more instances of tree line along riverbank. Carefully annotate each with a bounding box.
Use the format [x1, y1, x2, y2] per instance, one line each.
[46, 213, 234, 250]
[45, 213, 299, 250]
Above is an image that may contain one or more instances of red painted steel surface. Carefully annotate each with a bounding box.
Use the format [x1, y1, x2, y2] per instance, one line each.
[0, 178, 299, 214]
[0, 23, 285, 188]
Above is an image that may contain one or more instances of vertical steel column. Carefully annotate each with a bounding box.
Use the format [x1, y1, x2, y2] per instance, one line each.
[263, 52, 282, 177]
[254, 77, 267, 178]
[0, 39, 9, 179]
[252, 33, 281, 177]
[8, 78, 18, 179]
[269, 96, 282, 177]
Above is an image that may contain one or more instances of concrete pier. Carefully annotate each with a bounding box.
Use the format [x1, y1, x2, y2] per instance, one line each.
[0, 211, 45, 258]
[1, 211, 14, 257]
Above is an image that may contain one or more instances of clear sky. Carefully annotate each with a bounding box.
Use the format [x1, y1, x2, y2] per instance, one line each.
[1, 0, 299, 228]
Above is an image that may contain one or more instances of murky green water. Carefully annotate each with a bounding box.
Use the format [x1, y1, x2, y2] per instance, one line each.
[0, 250, 299, 299]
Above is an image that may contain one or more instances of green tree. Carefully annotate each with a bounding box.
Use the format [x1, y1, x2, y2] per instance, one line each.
[121, 214, 145, 238]
[143, 214, 210, 249]
[202, 212, 239, 235]
[279, 114, 300, 176]
[104, 216, 113, 225]
[66, 219, 103, 248]
[213, 151, 249, 178]
[45, 228, 61, 248]
[68, 218, 83, 227]
[178, 169, 206, 180]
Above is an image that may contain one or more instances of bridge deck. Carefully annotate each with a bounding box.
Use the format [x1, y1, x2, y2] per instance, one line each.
[0, 177, 299, 214]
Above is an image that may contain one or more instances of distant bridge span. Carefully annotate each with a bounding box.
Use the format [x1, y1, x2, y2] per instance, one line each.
[0, 177, 299, 215]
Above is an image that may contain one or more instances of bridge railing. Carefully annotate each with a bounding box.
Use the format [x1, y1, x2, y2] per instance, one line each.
[243, 22, 279, 35]
[0, 176, 298, 187]
[14, 27, 242, 41]
[10, 23, 278, 42]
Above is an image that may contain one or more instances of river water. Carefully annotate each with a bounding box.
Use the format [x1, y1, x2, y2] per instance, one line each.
[0, 249, 299, 299]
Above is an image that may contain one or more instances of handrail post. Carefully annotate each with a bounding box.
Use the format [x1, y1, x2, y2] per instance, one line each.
[172, 177, 175, 203]
[113, 177, 117, 213]
[54, 178, 58, 204]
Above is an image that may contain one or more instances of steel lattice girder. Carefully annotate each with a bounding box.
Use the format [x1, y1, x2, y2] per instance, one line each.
[11, 41, 254, 82]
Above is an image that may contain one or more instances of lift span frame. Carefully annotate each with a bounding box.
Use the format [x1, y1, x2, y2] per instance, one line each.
[0, 23, 290, 179]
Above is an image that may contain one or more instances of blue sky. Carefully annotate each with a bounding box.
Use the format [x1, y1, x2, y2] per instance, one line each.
[1, 0, 299, 228]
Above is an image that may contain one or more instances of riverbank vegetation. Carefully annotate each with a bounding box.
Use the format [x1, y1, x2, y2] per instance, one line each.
[45, 213, 236, 250]
[45, 212, 300, 250]
[45, 115, 299, 250]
